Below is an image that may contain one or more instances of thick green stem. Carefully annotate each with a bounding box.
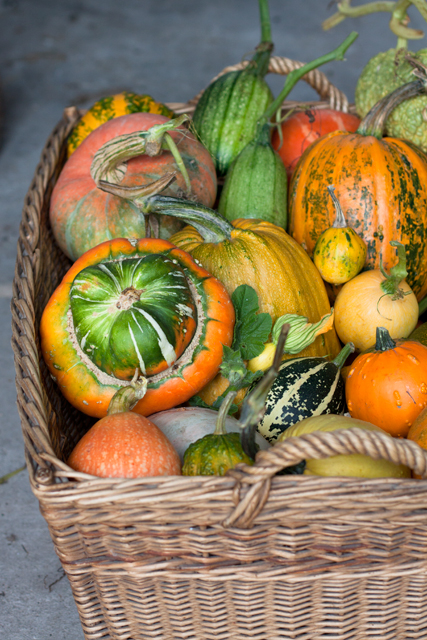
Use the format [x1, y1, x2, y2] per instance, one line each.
[375, 326, 397, 351]
[258, 31, 358, 129]
[327, 186, 347, 229]
[259, 0, 272, 43]
[379, 241, 409, 297]
[214, 390, 238, 435]
[419, 295, 427, 315]
[143, 195, 234, 243]
[107, 375, 147, 415]
[357, 76, 427, 138]
[322, 0, 426, 47]
[332, 342, 355, 369]
[249, 0, 273, 78]
[240, 324, 290, 459]
[163, 133, 191, 195]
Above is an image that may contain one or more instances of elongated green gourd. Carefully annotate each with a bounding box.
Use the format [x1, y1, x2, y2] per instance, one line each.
[217, 32, 358, 227]
[192, 0, 274, 176]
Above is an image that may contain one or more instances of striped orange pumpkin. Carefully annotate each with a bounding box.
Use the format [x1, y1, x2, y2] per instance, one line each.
[288, 78, 427, 301]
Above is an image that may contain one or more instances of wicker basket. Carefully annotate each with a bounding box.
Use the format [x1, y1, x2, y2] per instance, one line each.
[12, 58, 427, 640]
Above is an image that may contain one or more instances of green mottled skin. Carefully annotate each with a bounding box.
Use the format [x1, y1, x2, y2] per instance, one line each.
[192, 70, 274, 176]
[182, 432, 253, 476]
[355, 49, 427, 153]
[218, 135, 288, 228]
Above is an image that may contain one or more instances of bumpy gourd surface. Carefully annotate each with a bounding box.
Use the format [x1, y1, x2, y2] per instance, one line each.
[355, 49, 427, 152]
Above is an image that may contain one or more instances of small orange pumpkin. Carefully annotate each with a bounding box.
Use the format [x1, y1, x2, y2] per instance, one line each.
[68, 381, 181, 477]
[346, 327, 427, 437]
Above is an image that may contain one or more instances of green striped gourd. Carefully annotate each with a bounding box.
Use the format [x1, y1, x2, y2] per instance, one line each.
[218, 124, 288, 227]
[70, 252, 197, 380]
[257, 342, 354, 443]
[191, 0, 274, 176]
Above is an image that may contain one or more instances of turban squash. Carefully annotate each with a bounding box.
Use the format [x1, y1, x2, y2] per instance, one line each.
[40, 237, 234, 418]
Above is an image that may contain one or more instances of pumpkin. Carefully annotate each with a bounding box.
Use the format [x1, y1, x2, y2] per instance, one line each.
[68, 380, 181, 477]
[346, 327, 427, 437]
[288, 76, 427, 300]
[334, 241, 419, 351]
[67, 91, 174, 157]
[191, 0, 273, 175]
[256, 342, 354, 444]
[313, 186, 367, 285]
[50, 112, 217, 261]
[271, 108, 360, 180]
[150, 406, 270, 461]
[40, 237, 235, 418]
[278, 414, 410, 478]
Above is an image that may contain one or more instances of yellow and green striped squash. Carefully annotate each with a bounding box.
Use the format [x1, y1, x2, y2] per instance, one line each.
[67, 91, 174, 157]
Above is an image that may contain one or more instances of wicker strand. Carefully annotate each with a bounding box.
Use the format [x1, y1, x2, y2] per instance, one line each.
[224, 428, 427, 528]
[178, 55, 349, 114]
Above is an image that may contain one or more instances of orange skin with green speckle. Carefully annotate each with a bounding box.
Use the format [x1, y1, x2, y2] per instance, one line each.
[345, 339, 427, 438]
[40, 237, 235, 419]
[68, 411, 181, 477]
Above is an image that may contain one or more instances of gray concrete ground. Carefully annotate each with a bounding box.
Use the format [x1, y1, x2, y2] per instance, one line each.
[1, 1, 426, 638]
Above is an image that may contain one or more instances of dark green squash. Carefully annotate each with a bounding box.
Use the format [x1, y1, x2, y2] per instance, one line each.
[257, 342, 354, 443]
[191, 0, 274, 176]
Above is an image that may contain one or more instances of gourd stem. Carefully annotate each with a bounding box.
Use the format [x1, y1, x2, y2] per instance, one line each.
[214, 390, 238, 436]
[327, 185, 347, 229]
[357, 76, 427, 138]
[107, 375, 148, 415]
[258, 31, 358, 129]
[419, 295, 427, 315]
[375, 326, 397, 351]
[249, 0, 273, 79]
[240, 324, 290, 459]
[332, 342, 355, 369]
[322, 0, 426, 47]
[144, 195, 234, 243]
[380, 241, 408, 296]
[163, 133, 192, 195]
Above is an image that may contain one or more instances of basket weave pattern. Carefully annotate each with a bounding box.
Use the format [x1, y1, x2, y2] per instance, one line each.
[11, 62, 427, 640]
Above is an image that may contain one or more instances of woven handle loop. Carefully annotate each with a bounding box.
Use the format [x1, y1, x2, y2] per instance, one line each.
[224, 428, 427, 529]
[187, 55, 349, 113]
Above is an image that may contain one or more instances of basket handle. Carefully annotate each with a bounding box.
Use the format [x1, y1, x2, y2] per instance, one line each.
[223, 427, 427, 529]
[180, 56, 349, 114]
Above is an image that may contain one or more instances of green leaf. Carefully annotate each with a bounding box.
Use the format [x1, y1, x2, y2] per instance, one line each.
[231, 284, 272, 359]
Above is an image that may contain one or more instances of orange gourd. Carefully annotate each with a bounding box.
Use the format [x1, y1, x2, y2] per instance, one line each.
[288, 77, 427, 300]
[50, 112, 217, 261]
[68, 381, 181, 477]
[346, 327, 427, 437]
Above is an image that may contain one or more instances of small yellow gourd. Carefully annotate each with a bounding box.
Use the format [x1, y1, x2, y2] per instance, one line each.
[313, 186, 367, 284]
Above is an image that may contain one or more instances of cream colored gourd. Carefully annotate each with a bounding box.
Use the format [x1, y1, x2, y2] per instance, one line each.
[333, 241, 418, 351]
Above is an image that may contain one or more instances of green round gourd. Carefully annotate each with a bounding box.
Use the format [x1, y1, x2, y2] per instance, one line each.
[182, 431, 254, 476]
[355, 48, 427, 153]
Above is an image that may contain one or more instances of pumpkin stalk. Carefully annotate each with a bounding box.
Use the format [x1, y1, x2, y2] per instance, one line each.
[258, 31, 358, 132]
[357, 73, 427, 139]
[250, 0, 274, 78]
[214, 390, 238, 436]
[327, 185, 347, 228]
[332, 342, 355, 369]
[240, 324, 290, 459]
[107, 372, 148, 415]
[379, 240, 411, 299]
[90, 114, 192, 189]
[375, 326, 397, 351]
